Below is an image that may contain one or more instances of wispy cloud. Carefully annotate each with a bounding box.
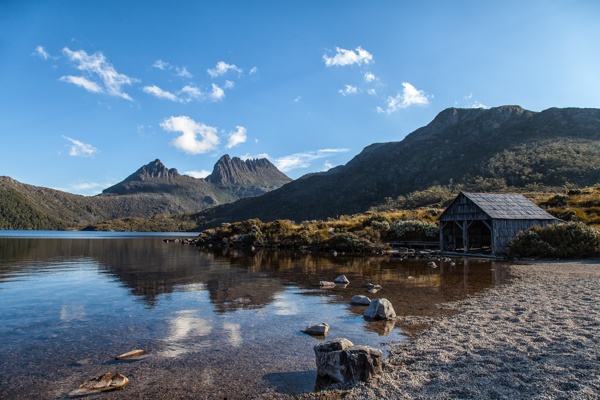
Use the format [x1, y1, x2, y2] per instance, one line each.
[249, 66, 258, 75]
[364, 72, 376, 82]
[60, 76, 103, 93]
[153, 59, 193, 78]
[339, 84, 359, 96]
[143, 85, 178, 101]
[33, 45, 50, 60]
[243, 148, 350, 172]
[61, 47, 136, 100]
[184, 170, 211, 179]
[226, 126, 247, 149]
[323, 46, 373, 67]
[62, 135, 98, 157]
[464, 93, 488, 109]
[377, 82, 430, 114]
[207, 61, 242, 78]
[143, 84, 202, 103]
[160, 116, 220, 154]
[175, 66, 192, 78]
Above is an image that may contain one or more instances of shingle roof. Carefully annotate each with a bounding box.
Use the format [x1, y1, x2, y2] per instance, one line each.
[462, 192, 557, 220]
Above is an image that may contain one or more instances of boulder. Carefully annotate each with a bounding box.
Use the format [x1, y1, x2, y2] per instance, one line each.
[314, 338, 383, 384]
[320, 281, 336, 288]
[301, 323, 330, 337]
[364, 298, 396, 320]
[334, 275, 350, 284]
[351, 295, 371, 305]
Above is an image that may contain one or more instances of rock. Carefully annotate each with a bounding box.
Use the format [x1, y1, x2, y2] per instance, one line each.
[364, 298, 396, 320]
[302, 323, 330, 337]
[320, 281, 336, 288]
[351, 295, 371, 305]
[115, 349, 147, 360]
[314, 338, 383, 385]
[427, 261, 438, 268]
[364, 283, 382, 289]
[78, 372, 129, 392]
[334, 275, 350, 284]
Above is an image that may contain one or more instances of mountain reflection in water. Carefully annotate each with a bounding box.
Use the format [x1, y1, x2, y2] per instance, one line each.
[0, 235, 510, 399]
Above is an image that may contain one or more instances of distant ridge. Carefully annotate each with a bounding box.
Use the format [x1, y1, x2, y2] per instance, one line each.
[193, 105, 600, 228]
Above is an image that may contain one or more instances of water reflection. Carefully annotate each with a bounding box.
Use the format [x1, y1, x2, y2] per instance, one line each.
[0, 236, 512, 399]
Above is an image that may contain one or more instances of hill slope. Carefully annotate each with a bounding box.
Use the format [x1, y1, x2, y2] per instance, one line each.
[193, 106, 600, 227]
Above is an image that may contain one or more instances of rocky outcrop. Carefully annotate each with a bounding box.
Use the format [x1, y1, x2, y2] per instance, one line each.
[314, 338, 383, 385]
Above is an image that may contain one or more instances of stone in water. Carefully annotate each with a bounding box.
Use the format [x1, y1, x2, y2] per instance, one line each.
[79, 372, 129, 392]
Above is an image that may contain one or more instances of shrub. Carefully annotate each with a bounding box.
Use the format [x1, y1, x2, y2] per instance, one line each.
[325, 232, 374, 253]
[391, 220, 439, 241]
[508, 222, 600, 258]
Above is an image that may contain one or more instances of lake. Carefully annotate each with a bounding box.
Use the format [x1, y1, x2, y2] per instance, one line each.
[0, 231, 510, 399]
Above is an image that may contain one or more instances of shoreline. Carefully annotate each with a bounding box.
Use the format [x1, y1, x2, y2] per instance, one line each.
[298, 260, 600, 399]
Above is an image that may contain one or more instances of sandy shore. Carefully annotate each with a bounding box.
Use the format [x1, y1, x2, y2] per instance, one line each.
[298, 261, 600, 399]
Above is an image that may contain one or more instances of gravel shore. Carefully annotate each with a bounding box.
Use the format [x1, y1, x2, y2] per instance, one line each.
[304, 261, 600, 399]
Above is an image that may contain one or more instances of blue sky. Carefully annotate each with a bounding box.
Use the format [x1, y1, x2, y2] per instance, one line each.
[1, 1, 599, 195]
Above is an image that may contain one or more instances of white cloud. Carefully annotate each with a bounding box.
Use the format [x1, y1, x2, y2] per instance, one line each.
[62, 135, 98, 157]
[207, 61, 242, 78]
[62, 47, 136, 100]
[180, 85, 202, 101]
[175, 66, 192, 78]
[34, 45, 50, 60]
[184, 170, 211, 179]
[294, 96, 302, 103]
[247, 148, 350, 172]
[323, 46, 373, 67]
[464, 93, 488, 109]
[224, 80, 235, 89]
[160, 116, 220, 154]
[339, 84, 359, 96]
[209, 83, 225, 101]
[226, 126, 247, 149]
[60, 75, 103, 93]
[377, 82, 430, 114]
[143, 85, 178, 101]
[367, 88, 377, 96]
[364, 72, 376, 82]
[153, 59, 169, 70]
[249, 66, 258, 75]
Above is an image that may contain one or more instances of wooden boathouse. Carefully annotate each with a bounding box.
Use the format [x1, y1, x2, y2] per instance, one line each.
[439, 192, 559, 256]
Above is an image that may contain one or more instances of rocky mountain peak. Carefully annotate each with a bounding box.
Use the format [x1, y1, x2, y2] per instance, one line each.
[206, 155, 291, 187]
[135, 159, 180, 180]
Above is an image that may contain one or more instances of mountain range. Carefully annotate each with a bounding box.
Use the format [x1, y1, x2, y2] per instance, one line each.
[0, 156, 290, 230]
[2, 105, 600, 231]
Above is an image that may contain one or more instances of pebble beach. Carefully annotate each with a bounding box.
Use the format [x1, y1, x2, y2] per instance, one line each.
[300, 261, 600, 399]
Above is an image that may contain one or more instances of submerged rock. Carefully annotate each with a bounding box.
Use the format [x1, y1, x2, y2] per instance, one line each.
[116, 349, 148, 360]
[314, 338, 383, 385]
[78, 372, 129, 392]
[302, 322, 330, 337]
[320, 281, 336, 288]
[351, 295, 371, 305]
[364, 298, 396, 320]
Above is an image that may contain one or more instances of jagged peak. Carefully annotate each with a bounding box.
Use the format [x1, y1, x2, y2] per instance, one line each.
[206, 154, 290, 186]
[135, 159, 180, 179]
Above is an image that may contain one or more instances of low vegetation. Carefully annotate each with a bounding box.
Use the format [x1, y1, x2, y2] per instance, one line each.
[508, 222, 600, 258]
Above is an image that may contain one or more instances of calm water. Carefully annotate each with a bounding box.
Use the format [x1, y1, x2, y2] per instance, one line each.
[0, 231, 511, 399]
